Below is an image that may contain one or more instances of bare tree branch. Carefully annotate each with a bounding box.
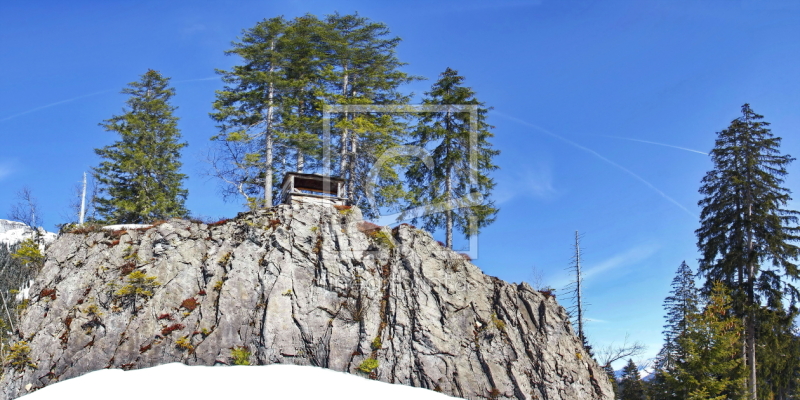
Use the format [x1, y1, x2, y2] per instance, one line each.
[7, 187, 41, 228]
[595, 333, 647, 369]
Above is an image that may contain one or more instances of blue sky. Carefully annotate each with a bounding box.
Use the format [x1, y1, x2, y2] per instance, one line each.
[2, 0, 800, 369]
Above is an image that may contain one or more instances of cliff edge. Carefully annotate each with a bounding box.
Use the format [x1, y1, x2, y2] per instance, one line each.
[0, 203, 613, 400]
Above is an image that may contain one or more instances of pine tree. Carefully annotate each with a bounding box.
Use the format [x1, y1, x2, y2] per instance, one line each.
[321, 12, 418, 217]
[210, 13, 417, 217]
[674, 281, 745, 400]
[695, 104, 800, 399]
[754, 300, 800, 399]
[405, 68, 499, 248]
[210, 16, 290, 208]
[658, 261, 700, 374]
[93, 69, 188, 223]
[620, 359, 648, 400]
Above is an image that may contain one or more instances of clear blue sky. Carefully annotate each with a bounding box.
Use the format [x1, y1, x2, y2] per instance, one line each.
[2, 0, 800, 369]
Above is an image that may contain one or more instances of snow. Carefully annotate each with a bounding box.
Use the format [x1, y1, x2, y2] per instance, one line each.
[20, 363, 457, 400]
[101, 224, 152, 231]
[0, 219, 56, 247]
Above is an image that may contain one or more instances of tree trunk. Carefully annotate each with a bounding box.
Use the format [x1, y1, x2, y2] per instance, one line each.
[297, 151, 304, 173]
[339, 70, 350, 202]
[264, 39, 276, 207]
[445, 108, 453, 249]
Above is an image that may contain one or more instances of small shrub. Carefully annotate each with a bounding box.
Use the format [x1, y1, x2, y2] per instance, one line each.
[213, 280, 224, 292]
[201, 327, 210, 337]
[335, 205, 353, 216]
[108, 229, 127, 239]
[230, 346, 251, 365]
[6, 341, 36, 371]
[218, 252, 231, 266]
[176, 336, 194, 352]
[110, 240, 121, 247]
[371, 336, 382, 350]
[40, 288, 57, 301]
[85, 304, 102, 317]
[540, 288, 555, 299]
[459, 253, 472, 261]
[357, 358, 379, 373]
[208, 218, 229, 227]
[115, 270, 160, 312]
[16, 299, 29, 314]
[180, 297, 199, 312]
[139, 343, 152, 353]
[489, 387, 501, 399]
[357, 221, 381, 233]
[158, 313, 174, 321]
[67, 224, 102, 234]
[282, 289, 293, 297]
[119, 261, 137, 276]
[492, 313, 506, 332]
[268, 219, 281, 229]
[310, 226, 319, 233]
[161, 323, 185, 336]
[369, 230, 394, 249]
[12, 239, 44, 267]
[198, 289, 207, 296]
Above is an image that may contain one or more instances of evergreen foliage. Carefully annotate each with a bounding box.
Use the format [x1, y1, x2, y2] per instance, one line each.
[210, 13, 418, 218]
[673, 281, 745, 400]
[405, 68, 499, 248]
[94, 69, 189, 224]
[695, 104, 800, 398]
[657, 261, 700, 372]
[605, 364, 622, 400]
[10, 239, 43, 269]
[114, 270, 160, 313]
[619, 359, 648, 400]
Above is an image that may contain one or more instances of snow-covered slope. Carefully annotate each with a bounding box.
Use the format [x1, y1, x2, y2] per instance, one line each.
[0, 219, 56, 246]
[20, 363, 456, 400]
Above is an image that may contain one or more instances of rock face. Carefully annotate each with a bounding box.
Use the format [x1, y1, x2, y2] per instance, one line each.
[0, 204, 613, 400]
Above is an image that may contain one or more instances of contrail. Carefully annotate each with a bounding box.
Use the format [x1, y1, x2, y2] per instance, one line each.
[597, 135, 708, 155]
[0, 76, 219, 123]
[494, 112, 695, 218]
[0, 90, 112, 122]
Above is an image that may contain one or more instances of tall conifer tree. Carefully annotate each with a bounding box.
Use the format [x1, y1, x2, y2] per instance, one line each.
[406, 68, 499, 248]
[620, 359, 648, 400]
[321, 12, 418, 216]
[210, 16, 289, 208]
[673, 281, 745, 400]
[658, 261, 700, 372]
[696, 104, 800, 399]
[93, 69, 188, 224]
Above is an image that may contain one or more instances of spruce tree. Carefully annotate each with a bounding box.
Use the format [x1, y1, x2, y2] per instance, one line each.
[405, 68, 499, 248]
[674, 281, 745, 400]
[658, 261, 700, 373]
[93, 69, 188, 223]
[210, 16, 290, 208]
[696, 104, 800, 399]
[210, 13, 417, 217]
[620, 359, 648, 400]
[320, 12, 418, 217]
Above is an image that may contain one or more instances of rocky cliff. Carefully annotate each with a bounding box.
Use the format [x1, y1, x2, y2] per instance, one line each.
[0, 203, 613, 400]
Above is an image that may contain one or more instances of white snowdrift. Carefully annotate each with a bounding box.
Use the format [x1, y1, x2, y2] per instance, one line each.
[20, 363, 458, 400]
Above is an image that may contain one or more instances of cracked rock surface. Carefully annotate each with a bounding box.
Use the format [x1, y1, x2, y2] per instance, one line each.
[0, 203, 613, 400]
